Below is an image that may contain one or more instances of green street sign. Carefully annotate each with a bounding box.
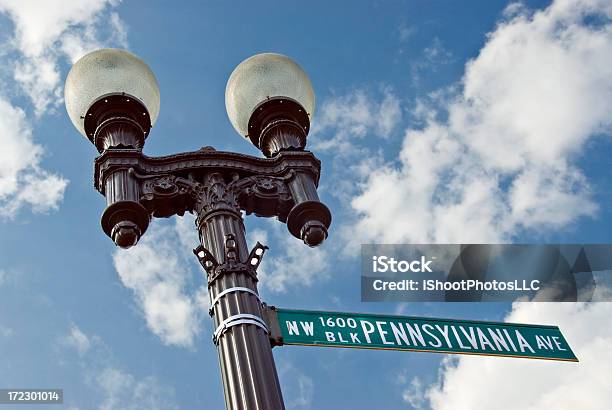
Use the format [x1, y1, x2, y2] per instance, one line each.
[264, 308, 577, 362]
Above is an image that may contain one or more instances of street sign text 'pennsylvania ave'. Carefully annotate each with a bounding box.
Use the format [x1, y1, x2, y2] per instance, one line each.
[264, 308, 577, 362]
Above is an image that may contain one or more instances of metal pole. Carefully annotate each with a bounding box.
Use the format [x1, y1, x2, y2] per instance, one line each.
[195, 172, 285, 410]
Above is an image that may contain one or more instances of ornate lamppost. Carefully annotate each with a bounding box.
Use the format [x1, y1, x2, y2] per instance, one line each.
[64, 49, 331, 410]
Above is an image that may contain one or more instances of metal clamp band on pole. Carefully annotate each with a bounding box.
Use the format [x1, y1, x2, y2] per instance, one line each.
[213, 313, 269, 344]
[209, 287, 262, 316]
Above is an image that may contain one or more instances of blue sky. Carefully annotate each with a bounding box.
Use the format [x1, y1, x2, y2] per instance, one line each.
[0, 1, 611, 409]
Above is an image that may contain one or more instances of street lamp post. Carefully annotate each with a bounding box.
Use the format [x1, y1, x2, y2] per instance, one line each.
[64, 49, 331, 410]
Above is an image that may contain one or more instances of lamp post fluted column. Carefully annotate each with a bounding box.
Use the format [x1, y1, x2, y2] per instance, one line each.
[194, 172, 284, 409]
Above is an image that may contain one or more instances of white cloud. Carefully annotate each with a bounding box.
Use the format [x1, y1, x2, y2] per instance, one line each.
[0, 327, 13, 338]
[60, 324, 98, 357]
[311, 87, 401, 156]
[112, 217, 208, 348]
[411, 37, 454, 86]
[173, 212, 200, 251]
[0, 98, 68, 217]
[97, 367, 178, 410]
[379, 89, 403, 137]
[346, 0, 612, 244]
[57, 324, 178, 410]
[398, 23, 416, 43]
[416, 303, 612, 410]
[249, 223, 330, 294]
[0, 0, 113, 57]
[289, 374, 314, 409]
[309, 86, 398, 207]
[0, 0, 128, 114]
[0, 0, 127, 217]
[402, 376, 427, 410]
[278, 360, 315, 409]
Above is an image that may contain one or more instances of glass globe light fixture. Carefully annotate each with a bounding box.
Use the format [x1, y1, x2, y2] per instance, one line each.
[225, 53, 315, 157]
[65, 48, 160, 152]
[226, 53, 330, 246]
[64, 48, 160, 249]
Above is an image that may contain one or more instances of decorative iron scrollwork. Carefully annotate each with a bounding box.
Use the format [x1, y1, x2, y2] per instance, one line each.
[193, 173, 242, 221]
[134, 172, 197, 218]
[231, 175, 293, 222]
